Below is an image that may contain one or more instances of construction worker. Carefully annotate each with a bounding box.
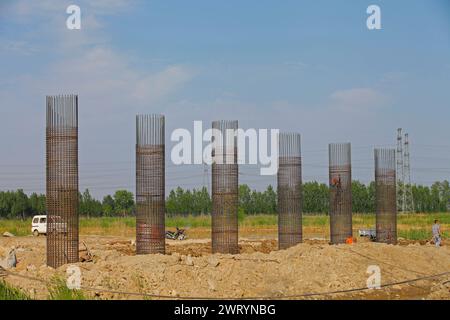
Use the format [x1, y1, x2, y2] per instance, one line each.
[330, 174, 343, 215]
[432, 219, 441, 247]
[331, 175, 342, 189]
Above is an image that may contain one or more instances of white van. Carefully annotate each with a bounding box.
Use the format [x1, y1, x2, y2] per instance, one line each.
[31, 215, 67, 236]
[31, 215, 47, 236]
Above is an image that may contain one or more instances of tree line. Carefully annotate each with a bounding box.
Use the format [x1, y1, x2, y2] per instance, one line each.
[0, 180, 449, 219]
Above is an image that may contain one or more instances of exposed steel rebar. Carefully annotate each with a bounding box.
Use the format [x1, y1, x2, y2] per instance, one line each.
[211, 120, 239, 254]
[46, 95, 79, 268]
[329, 142, 352, 244]
[136, 114, 165, 254]
[278, 133, 302, 249]
[375, 148, 397, 244]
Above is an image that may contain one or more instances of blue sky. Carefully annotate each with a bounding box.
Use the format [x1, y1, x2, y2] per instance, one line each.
[0, 0, 449, 198]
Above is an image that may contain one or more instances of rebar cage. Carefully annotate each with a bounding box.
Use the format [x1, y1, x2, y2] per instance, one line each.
[375, 148, 397, 244]
[278, 133, 302, 249]
[211, 120, 239, 254]
[46, 95, 79, 268]
[136, 114, 165, 254]
[329, 143, 352, 244]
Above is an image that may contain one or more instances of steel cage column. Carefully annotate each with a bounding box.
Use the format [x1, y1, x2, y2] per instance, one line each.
[375, 148, 397, 244]
[211, 120, 239, 254]
[329, 143, 352, 244]
[46, 95, 79, 268]
[136, 114, 165, 254]
[278, 133, 302, 249]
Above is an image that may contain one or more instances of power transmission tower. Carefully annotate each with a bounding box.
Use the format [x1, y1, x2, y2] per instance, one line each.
[396, 128, 404, 211]
[403, 133, 414, 212]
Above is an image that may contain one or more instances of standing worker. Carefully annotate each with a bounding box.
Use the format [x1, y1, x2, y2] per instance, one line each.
[432, 219, 441, 247]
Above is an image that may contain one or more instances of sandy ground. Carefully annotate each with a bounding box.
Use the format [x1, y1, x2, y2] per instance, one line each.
[0, 235, 449, 300]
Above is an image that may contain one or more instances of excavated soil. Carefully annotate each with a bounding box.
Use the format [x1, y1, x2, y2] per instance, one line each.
[0, 235, 449, 300]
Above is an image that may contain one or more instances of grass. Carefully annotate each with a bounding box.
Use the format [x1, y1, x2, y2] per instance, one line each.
[0, 219, 30, 237]
[0, 277, 87, 300]
[0, 280, 31, 300]
[1, 213, 448, 240]
[47, 277, 86, 300]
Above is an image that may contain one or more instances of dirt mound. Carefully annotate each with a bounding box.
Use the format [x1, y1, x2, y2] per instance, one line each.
[1, 236, 449, 300]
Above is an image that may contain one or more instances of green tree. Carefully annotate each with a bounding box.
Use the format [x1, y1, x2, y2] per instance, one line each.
[29, 193, 46, 215]
[79, 189, 102, 217]
[113, 190, 135, 216]
[166, 189, 178, 215]
[102, 195, 115, 217]
[303, 181, 329, 214]
[11, 189, 29, 220]
[352, 180, 371, 213]
[263, 185, 277, 214]
[239, 184, 252, 214]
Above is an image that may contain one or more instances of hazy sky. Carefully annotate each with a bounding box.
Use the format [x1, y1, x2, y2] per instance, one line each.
[1, 0, 449, 198]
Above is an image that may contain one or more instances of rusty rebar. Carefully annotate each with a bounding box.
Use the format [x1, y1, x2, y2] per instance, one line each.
[375, 148, 397, 244]
[329, 142, 352, 244]
[46, 95, 79, 268]
[136, 114, 165, 254]
[211, 120, 239, 254]
[278, 133, 302, 249]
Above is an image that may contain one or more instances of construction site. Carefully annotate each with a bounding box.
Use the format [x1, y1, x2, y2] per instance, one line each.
[1, 2, 449, 306]
[0, 95, 449, 300]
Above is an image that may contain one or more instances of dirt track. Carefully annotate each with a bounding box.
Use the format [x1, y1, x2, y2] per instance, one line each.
[1, 235, 449, 300]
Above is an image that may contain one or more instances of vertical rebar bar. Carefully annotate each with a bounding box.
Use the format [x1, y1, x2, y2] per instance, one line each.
[278, 133, 302, 249]
[211, 120, 238, 254]
[136, 114, 165, 254]
[329, 142, 352, 244]
[46, 95, 79, 268]
[375, 148, 397, 244]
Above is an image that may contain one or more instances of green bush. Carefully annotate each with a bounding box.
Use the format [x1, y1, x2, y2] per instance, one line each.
[0, 280, 30, 300]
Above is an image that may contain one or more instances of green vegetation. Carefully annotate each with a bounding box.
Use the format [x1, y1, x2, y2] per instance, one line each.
[1, 180, 449, 219]
[0, 219, 30, 236]
[166, 187, 211, 215]
[1, 213, 448, 240]
[47, 277, 86, 300]
[0, 278, 88, 300]
[0, 280, 31, 300]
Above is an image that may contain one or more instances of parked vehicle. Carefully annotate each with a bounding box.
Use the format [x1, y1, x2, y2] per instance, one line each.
[165, 227, 187, 240]
[31, 215, 47, 236]
[31, 215, 67, 236]
[358, 228, 376, 241]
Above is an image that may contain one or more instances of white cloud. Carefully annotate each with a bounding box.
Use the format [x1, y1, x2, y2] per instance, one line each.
[88, 0, 136, 14]
[13, 46, 194, 112]
[133, 66, 195, 103]
[10, 0, 62, 16]
[381, 71, 407, 83]
[330, 87, 387, 112]
[7, 0, 135, 17]
[2, 0, 192, 110]
[0, 40, 38, 55]
[284, 61, 308, 69]
[3, 0, 135, 51]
